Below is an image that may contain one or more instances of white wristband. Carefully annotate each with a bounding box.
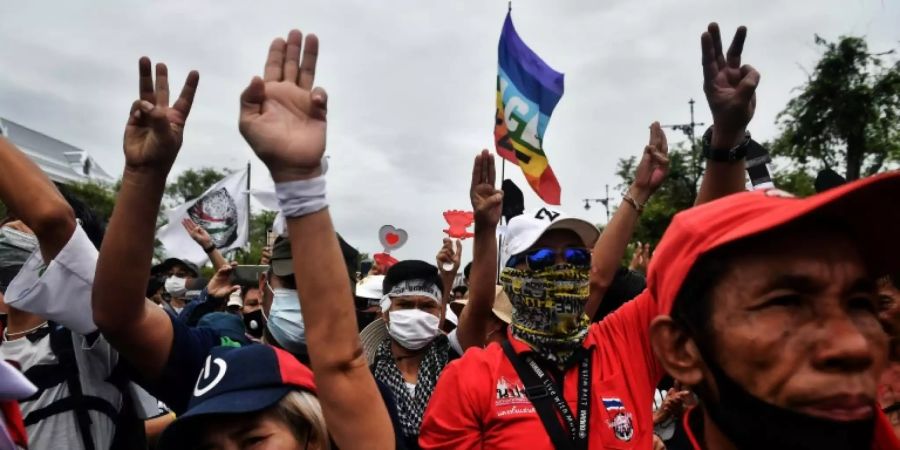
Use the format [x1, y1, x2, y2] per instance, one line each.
[275, 176, 328, 218]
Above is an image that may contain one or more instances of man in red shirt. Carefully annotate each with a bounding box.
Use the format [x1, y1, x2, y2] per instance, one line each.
[648, 173, 900, 450]
[420, 21, 765, 450]
[418, 121, 674, 448]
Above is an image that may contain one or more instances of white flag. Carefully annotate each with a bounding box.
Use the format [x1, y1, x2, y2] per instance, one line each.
[157, 168, 250, 265]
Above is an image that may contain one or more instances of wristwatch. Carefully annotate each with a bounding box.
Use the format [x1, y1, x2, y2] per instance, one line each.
[701, 126, 751, 162]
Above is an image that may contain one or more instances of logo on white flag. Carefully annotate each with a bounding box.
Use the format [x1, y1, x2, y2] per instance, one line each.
[158, 167, 250, 266]
[188, 188, 239, 248]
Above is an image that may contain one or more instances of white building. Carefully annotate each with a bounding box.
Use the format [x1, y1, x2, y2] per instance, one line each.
[0, 117, 113, 184]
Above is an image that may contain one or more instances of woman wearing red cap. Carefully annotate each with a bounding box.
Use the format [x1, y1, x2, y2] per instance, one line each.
[157, 344, 327, 449]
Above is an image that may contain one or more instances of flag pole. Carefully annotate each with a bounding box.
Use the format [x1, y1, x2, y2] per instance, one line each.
[496, 158, 506, 282]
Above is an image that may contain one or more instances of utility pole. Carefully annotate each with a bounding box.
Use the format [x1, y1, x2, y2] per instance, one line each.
[661, 98, 706, 186]
[582, 184, 611, 223]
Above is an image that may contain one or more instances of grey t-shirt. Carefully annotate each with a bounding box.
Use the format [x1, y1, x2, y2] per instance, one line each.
[0, 328, 121, 450]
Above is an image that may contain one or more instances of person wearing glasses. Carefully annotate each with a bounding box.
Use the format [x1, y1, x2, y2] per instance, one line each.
[421, 21, 762, 450]
[420, 119, 671, 448]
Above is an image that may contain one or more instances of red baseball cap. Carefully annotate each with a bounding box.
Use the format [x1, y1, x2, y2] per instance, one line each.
[648, 171, 900, 315]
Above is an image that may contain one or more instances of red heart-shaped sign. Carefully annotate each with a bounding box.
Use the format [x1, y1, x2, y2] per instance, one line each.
[386, 233, 400, 245]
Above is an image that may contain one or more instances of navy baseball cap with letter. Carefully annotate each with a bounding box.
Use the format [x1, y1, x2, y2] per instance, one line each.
[158, 344, 317, 449]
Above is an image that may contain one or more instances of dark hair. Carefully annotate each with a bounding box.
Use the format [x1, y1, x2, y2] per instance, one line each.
[592, 268, 647, 322]
[669, 250, 732, 354]
[383, 260, 443, 295]
[337, 234, 359, 286]
[814, 168, 847, 193]
[239, 284, 260, 301]
[452, 285, 468, 296]
[463, 262, 473, 281]
[146, 275, 165, 298]
[267, 267, 297, 290]
[57, 184, 106, 250]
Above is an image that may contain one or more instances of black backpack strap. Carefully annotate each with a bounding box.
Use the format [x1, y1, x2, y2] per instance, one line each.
[106, 363, 147, 450]
[21, 325, 143, 450]
[48, 324, 96, 450]
[501, 340, 574, 450]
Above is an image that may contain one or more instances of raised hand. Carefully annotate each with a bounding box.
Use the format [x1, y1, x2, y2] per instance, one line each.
[124, 58, 199, 171]
[660, 388, 692, 419]
[206, 262, 241, 298]
[701, 23, 760, 147]
[630, 122, 670, 203]
[239, 30, 327, 182]
[436, 238, 462, 275]
[470, 150, 503, 229]
[260, 246, 272, 265]
[181, 218, 213, 249]
[629, 241, 651, 274]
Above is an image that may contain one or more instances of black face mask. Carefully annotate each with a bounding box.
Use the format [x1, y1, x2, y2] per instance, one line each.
[701, 355, 875, 450]
[242, 309, 265, 339]
[356, 310, 379, 332]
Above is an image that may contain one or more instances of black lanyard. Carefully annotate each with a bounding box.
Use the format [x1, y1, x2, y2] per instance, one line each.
[501, 340, 592, 450]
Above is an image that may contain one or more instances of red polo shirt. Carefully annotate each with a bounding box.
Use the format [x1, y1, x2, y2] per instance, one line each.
[681, 406, 900, 449]
[419, 291, 662, 449]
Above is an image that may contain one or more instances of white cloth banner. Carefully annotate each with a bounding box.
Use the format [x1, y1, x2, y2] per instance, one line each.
[157, 168, 250, 265]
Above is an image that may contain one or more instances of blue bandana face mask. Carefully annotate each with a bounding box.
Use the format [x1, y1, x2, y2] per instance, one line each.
[265, 281, 306, 354]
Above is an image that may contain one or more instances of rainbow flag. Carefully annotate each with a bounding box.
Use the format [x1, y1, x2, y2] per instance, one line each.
[494, 12, 564, 205]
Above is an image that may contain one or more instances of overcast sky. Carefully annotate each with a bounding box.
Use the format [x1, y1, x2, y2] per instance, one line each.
[1, 0, 897, 263]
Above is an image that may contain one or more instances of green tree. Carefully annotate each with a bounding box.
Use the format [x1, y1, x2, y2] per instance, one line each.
[772, 35, 900, 180]
[59, 181, 118, 222]
[233, 210, 278, 264]
[771, 166, 816, 197]
[615, 143, 696, 245]
[165, 167, 230, 204]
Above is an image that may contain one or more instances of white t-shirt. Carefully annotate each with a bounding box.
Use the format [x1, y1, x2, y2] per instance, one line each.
[405, 381, 417, 398]
[5, 226, 97, 335]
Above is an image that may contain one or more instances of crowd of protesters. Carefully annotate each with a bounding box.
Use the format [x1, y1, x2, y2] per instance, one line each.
[0, 19, 898, 450]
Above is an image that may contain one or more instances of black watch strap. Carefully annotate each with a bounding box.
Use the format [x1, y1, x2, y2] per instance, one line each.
[702, 127, 751, 162]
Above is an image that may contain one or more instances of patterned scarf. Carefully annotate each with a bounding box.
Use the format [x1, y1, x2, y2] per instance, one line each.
[500, 263, 590, 367]
[372, 334, 450, 438]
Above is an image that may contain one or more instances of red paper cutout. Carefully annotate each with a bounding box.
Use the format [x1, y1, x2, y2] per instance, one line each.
[443, 210, 475, 239]
[374, 252, 399, 270]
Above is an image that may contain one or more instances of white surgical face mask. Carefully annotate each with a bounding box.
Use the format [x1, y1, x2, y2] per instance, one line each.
[266, 282, 306, 354]
[387, 308, 440, 350]
[164, 276, 188, 298]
